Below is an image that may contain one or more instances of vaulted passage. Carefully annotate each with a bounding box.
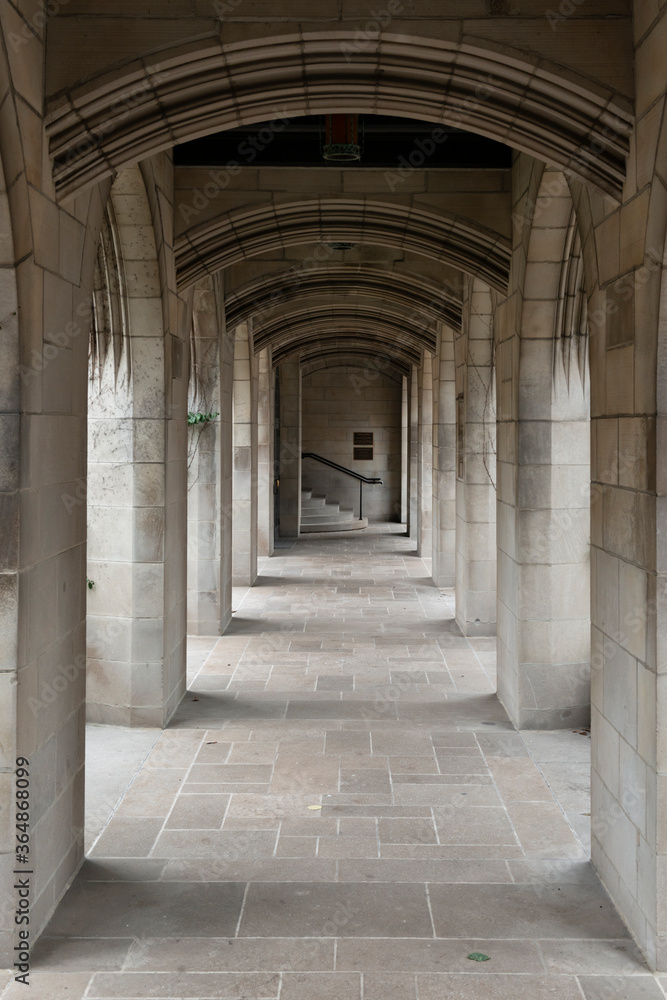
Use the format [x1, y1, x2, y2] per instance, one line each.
[23, 526, 647, 1000]
[2, 1, 667, 989]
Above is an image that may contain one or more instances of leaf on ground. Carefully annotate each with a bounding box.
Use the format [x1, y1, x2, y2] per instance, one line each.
[467, 952, 490, 962]
[307, 805, 322, 811]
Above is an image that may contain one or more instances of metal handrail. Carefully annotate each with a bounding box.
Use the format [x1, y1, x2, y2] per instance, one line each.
[302, 452, 382, 484]
[301, 452, 382, 520]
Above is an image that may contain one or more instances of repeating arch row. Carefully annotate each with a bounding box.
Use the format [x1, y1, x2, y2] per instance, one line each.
[225, 265, 463, 335]
[176, 199, 511, 292]
[45, 33, 632, 201]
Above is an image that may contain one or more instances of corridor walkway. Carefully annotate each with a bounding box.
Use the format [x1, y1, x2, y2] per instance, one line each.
[8, 526, 663, 999]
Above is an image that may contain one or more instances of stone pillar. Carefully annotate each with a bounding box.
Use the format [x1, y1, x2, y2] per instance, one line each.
[401, 375, 409, 525]
[408, 367, 419, 541]
[496, 165, 590, 729]
[257, 347, 274, 557]
[187, 276, 223, 635]
[232, 322, 258, 586]
[218, 280, 234, 631]
[278, 359, 301, 537]
[432, 325, 456, 586]
[455, 279, 497, 636]
[86, 161, 189, 727]
[417, 354, 433, 560]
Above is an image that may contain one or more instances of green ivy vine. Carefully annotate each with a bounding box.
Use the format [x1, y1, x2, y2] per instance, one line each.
[188, 411, 219, 425]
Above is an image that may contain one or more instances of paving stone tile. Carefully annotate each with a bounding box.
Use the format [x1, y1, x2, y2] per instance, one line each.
[192, 741, 232, 763]
[321, 800, 431, 816]
[279, 972, 361, 998]
[338, 858, 512, 883]
[287, 700, 393, 719]
[417, 974, 584, 999]
[370, 731, 435, 755]
[577, 976, 666, 999]
[238, 882, 432, 937]
[188, 763, 273, 783]
[486, 757, 554, 801]
[1, 974, 94, 999]
[46, 881, 246, 938]
[87, 972, 281, 997]
[325, 731, 371, 754]
[89, 818, 165, 858]
[538, 938, 648, 974]
[338, 817, 377, 836]
[431, 732, 479, 747]
[276, 836, 318, 857]
[509, 859, 601, 885]
[476, 733, 530, 757]
[338, 937, 543, 972]
[339, 753, 387, 769]
[317, 675, 355, 690]
[362, 972, 418, 999]
[505, 801, 586, 859]
[318, 836, 378, 858]
[378, 818, 437, 844]
[340, 770, 391, 794]
[433, 806, 518, 845]
[31, 937, 132, 972]
[161, 859, 338, 881]
[152, 828, 278, 859]
[164, 793, 230, 829]
[270, 754, 340, 793]
[279, 817, 338, 836]
[123, 937, 335, 972]
[428, 884, 631, 939]
[77, 859, 167, 881]
[388, 755, 439, 773]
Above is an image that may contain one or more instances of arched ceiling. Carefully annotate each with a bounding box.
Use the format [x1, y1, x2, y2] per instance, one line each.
[45, 33, 631, 201]
[176, 198, 511, 292]
[270, 325, 423, 369]
[301, 351, 408, 382]
[224, 265, 463, 335]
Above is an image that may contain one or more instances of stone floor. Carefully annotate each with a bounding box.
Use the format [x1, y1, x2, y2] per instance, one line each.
[4, 524, 665, 999]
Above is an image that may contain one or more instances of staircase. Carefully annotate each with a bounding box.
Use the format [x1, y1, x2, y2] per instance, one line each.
[300, 489, 368, 533]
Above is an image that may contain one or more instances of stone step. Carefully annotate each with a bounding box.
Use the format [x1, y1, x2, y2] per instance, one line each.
[301, 517, 369, 533]
[301, 513, 352, 525]
[299, 486, 367, 534]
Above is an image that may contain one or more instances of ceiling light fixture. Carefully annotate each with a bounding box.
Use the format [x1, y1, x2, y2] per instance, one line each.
[322, 114, 362, 162]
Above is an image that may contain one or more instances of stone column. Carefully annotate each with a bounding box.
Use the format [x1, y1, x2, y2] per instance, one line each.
[218, 280, 234, 631]
[417, 354, 433, 560]
[408, 367, 419, 541]
[278, 359, 301, 537]
[401, 375, 409, 525]
[187, 276, 223, 635]
[232, 322, 258, 586]
[86, 161, 189, 727]
[432, 325, 456, 586]
[257, 347, 274, 557]
[496, 166, 590, 729]
[455, 279, 497, 636]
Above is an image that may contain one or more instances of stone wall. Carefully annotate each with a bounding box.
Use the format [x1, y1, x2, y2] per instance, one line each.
[301, 368, 402, 522]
